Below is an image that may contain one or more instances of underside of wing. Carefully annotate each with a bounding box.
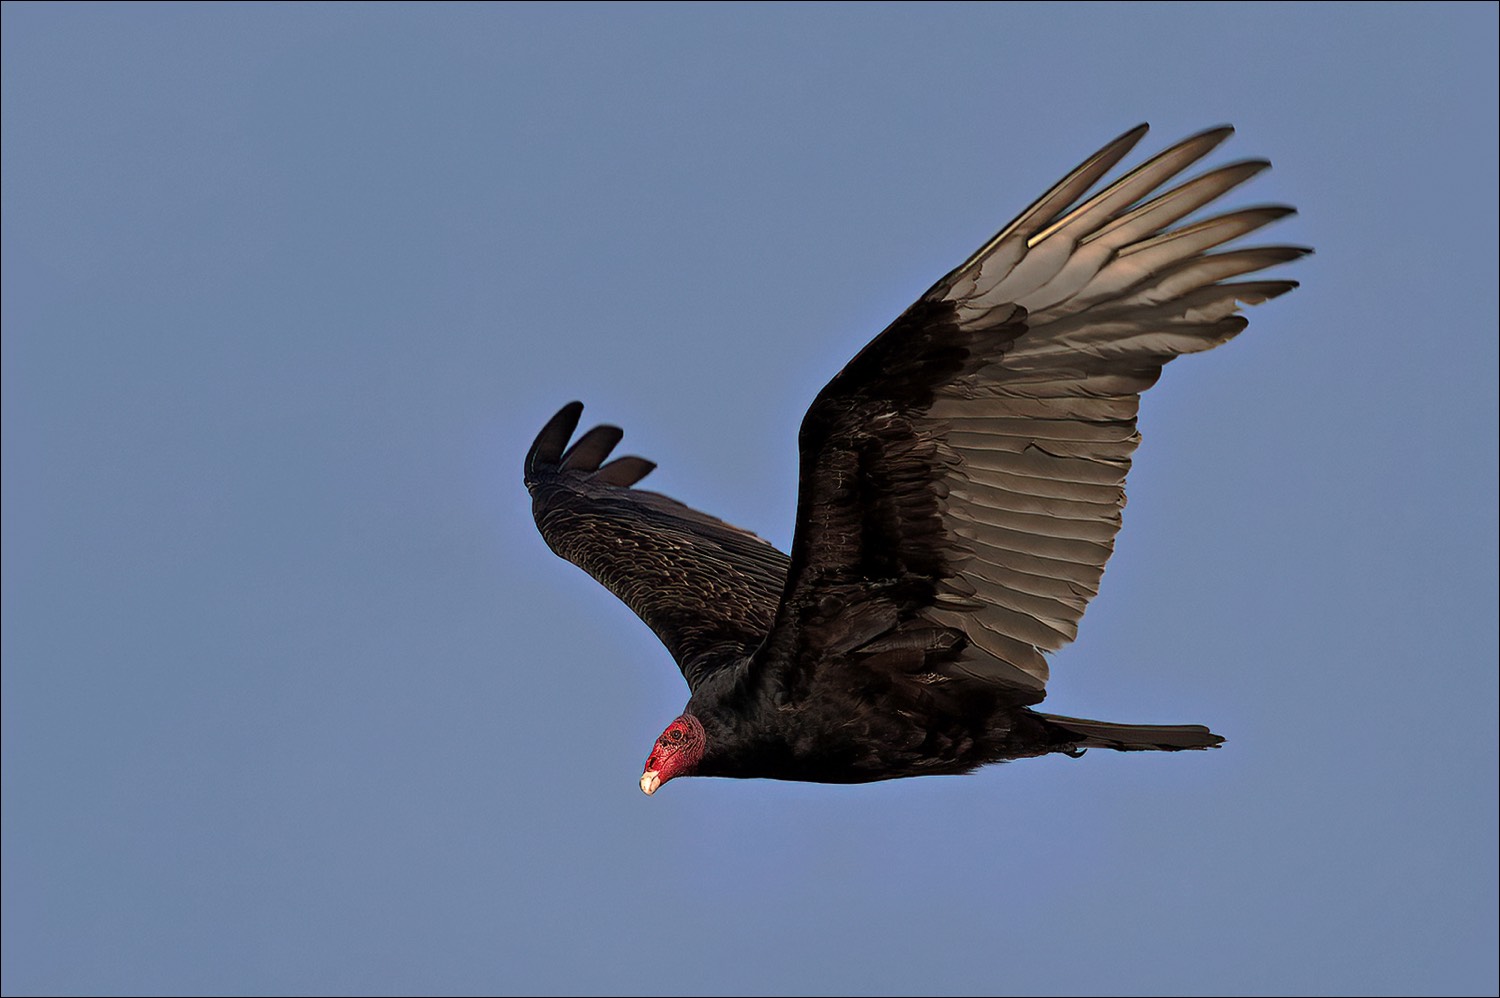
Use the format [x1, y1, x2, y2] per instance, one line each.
[526, 402, 791, 690]
[761, 124, 1306, 704]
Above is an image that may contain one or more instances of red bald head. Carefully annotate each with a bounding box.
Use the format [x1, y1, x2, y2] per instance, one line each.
[640, 713, 706, 795]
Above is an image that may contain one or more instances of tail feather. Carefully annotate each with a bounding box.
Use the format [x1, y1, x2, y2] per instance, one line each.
[1040, 713, 1224, 752]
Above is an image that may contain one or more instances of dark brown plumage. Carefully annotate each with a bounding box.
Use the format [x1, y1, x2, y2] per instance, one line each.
[524, 124, 1306, 793]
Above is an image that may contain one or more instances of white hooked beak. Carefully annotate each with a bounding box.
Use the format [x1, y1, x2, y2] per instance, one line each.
[640, 770, 662, 795]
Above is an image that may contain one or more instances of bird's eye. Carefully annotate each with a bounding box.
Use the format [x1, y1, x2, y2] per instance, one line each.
[668, 729, 684, 743]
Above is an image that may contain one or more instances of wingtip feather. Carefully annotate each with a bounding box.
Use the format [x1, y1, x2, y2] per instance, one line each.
[526, 401, 585, 480]
[595, 456, 658, 487]
[525, 402, 663, 491]
[561, 425, 625, 472]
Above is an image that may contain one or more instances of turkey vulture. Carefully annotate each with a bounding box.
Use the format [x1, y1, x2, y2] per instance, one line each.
[525, 124, 1305, 794]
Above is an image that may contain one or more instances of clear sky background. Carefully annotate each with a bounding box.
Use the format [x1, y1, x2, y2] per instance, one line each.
[3, 3, 1496, 996]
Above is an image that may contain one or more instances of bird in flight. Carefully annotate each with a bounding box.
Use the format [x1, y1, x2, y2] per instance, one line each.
[525, 124, 1305, 795]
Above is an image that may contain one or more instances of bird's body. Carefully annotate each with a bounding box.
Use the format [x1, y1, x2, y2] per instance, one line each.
[524, 124, 1305, 793]
[680, 663, 1160, 784]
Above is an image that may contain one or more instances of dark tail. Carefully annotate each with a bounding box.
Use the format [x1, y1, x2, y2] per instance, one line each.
[1039, 713, 1224, 752]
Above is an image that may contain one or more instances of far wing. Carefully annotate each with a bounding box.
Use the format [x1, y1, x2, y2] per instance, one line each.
[525, 402, 791, 691]
[756, 124, 1306, 704]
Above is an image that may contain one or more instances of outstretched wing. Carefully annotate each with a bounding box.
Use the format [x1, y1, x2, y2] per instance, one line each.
[525, 402, 791, 690]
[755, 124, 1307, 704]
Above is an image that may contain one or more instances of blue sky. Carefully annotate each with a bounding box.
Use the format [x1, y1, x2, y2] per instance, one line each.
[3, 3, 1496, 995]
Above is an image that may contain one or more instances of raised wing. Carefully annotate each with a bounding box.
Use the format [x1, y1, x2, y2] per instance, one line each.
[756, 124, 1306, 704]
[525, 402, 791, 690]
